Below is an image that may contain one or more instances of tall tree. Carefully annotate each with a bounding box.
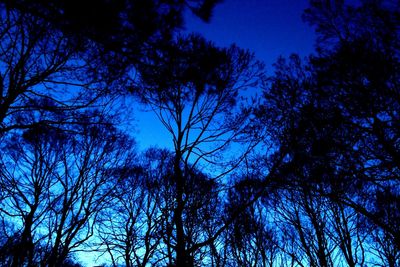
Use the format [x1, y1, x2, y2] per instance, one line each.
[0, 114, 134, 266]
[96, 148, 169, 267]
[225, 176, 279, 267]
[137, 34, 265, 266]
[0, 7, 108, 136]
[256, 0, 400, 260]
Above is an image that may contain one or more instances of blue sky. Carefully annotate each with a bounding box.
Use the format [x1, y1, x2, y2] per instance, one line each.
[185, 0, 315, 68]
[133, 0, 316, 151]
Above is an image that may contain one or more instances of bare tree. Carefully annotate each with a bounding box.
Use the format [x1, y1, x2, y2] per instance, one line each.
[0, 115, 134, 266]
[137, 34, 265, 266]
[96, 148, 169, 267]
[225, 177, 279, 267]
[326, 201, 367, 267]
[0, 6, 112, 136]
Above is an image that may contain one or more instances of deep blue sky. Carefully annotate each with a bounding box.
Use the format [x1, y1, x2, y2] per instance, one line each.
[134, 0, 316, 150]
[185, 0, 315, 68]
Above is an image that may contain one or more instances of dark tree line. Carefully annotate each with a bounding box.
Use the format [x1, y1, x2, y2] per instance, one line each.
[0, 0, 399, 266]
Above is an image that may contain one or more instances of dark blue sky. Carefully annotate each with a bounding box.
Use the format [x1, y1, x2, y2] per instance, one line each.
[135, 0, 316, 150]
[185, 0, 315, 68]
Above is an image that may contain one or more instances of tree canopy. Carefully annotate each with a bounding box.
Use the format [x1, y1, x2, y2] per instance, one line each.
[0, 0, 399, 266]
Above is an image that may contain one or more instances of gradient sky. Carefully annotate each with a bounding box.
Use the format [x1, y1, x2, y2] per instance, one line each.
[133, 0, 316, 151]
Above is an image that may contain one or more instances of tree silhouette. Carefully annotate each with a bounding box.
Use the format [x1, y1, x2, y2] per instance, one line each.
[2, 0, 223, 85]
[1, 0, 400, 266]
[96, 148, 168, 267]
[0, 7, 109, 136]
[0, 0, 224, 137]
[0, 114, 134, 266]
[136, 34, 265, 266]
[224, 176, 278, 267]
[303, 0, 400, 250]
[254, 1, 400, 265]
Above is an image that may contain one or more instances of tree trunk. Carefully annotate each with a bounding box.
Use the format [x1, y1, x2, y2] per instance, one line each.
[174, 151, 188, 266]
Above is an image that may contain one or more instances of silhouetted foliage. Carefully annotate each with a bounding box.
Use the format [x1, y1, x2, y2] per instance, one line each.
[136, 33, 265, 266]
[0, 114, 134, 266]
[3, 0, 222, 82]
[0, 5, 116, 137]
[1, 0, 400, 266]
[254, 0, 400, 265]
[0, 0, 223, 137]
